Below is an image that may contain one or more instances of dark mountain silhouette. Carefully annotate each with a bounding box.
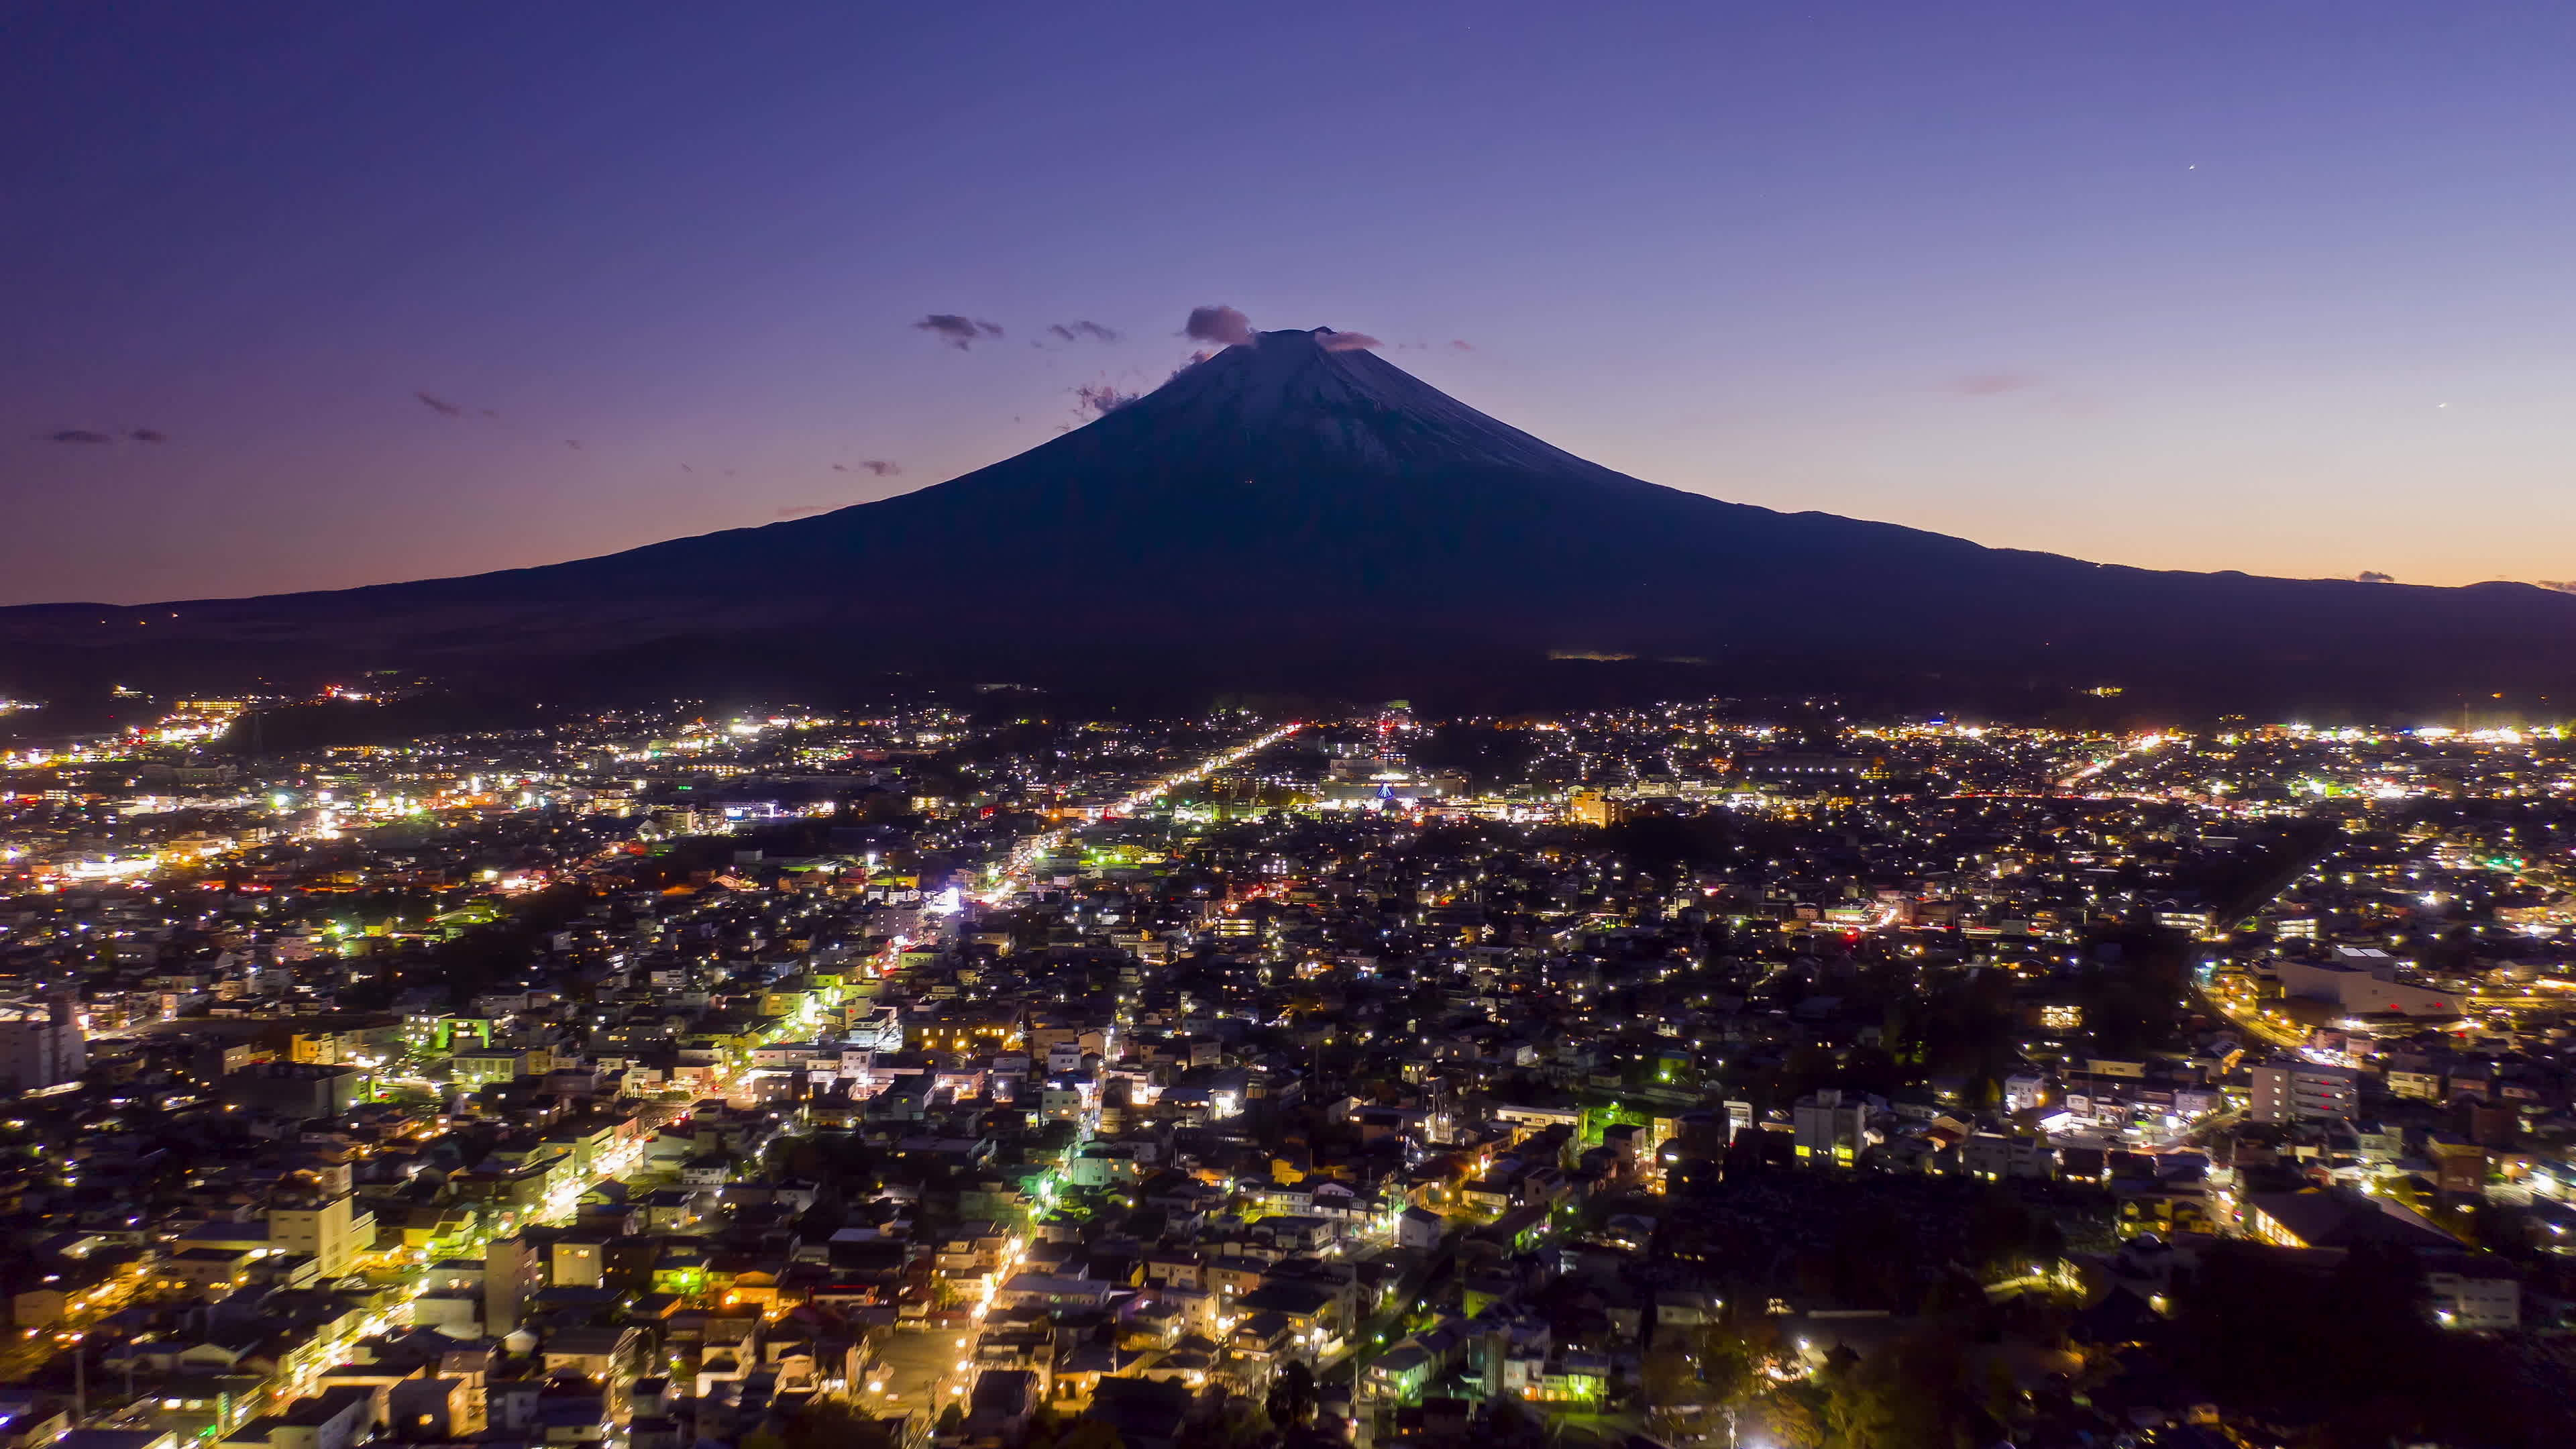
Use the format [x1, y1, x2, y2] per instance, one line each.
[4, 327, 2570, 716]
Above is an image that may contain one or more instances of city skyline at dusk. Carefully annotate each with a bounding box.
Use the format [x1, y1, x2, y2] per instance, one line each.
[11, 9, 2576, 1444]
[10, 2, 2576, 604]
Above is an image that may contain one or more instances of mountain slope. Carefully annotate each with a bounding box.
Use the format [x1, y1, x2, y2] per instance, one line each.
[3, 327, 2571, 714]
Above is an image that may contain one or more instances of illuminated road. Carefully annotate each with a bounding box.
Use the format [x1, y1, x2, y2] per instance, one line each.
[0, 1261, 161, 1386]
[2054, 733, 2170, 792]
[2190, 840, 2350, 1054]
[975, 721, 1301, 904]
[2198, 977, 2306, 1051]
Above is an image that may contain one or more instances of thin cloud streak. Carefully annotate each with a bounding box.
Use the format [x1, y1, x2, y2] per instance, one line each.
[915, 314, 1004, 349]
[1949, 372, 2040, 396]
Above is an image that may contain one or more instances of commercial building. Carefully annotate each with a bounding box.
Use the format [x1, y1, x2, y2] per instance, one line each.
[268, 1193, 366, 1278]
[0, 997, 85, 1091]
[221, 1063, 363, 1117]
[2271, 949, 2467, 1019]
[2247, 1060, 2358, 1123]
[2424, 1265, 2520, 1331]
[1564, 789, 1629, 827]
[1792, 1091, 1867, 1165]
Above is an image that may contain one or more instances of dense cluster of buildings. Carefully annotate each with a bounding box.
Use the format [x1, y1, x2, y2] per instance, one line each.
[0, 698, 2571, 1447]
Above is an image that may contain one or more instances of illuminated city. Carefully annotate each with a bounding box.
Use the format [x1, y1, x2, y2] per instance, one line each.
[0, 693, 2566, 1448]
[13, 6, 2576, 1448]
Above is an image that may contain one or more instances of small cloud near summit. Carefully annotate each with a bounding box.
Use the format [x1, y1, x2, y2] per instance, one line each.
[2356, 570, 2396, 584]
[1319, 331, 1381, 352]
[915, 314, 1004, 349]
[1071, 382, 1142, 424]
[830, 460, 902, 477]
[2540, 580, 2576, 594]
[1183, 305, 1256, 347]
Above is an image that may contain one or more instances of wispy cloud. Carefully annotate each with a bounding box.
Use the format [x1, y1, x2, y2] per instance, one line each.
[1183, 305, 1256, 347]
[1319, 331, 1381, 352]
[1047, 321, 1120, 343]
[916, 314, 1004, 349]
[777, 504, 835, 519]
[38, 428, 115, 443]
[831, 460, 902, 477]
[415, 391, 466, 417]
[1071, 381, 1141, 423]
[2540, 580, 2576, 594]
[1450, 339, 1474, 351]
[127, 428, 168, 443]
[2356, 570, 2396, 584]
[1949, 372, 2040, 396]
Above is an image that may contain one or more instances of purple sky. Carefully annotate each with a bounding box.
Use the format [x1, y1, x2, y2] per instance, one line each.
[7, 1, 2576, 604]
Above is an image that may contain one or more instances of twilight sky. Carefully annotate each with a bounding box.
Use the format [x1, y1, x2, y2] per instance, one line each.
[7, 1, 2575, 604]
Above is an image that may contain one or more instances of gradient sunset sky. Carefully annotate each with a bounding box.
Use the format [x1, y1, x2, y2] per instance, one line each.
[7, 1, 2575, 604]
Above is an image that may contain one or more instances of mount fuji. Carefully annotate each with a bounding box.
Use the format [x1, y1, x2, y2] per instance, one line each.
[4, 326, 2570, 715]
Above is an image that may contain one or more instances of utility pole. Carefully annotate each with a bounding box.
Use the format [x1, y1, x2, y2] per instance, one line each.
[1351, 1339, 1367, 1449]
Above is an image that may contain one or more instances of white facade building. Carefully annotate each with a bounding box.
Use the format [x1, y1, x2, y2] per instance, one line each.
[0, 998, 85, 1091]
[2249, 1061, 2359, 1122]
